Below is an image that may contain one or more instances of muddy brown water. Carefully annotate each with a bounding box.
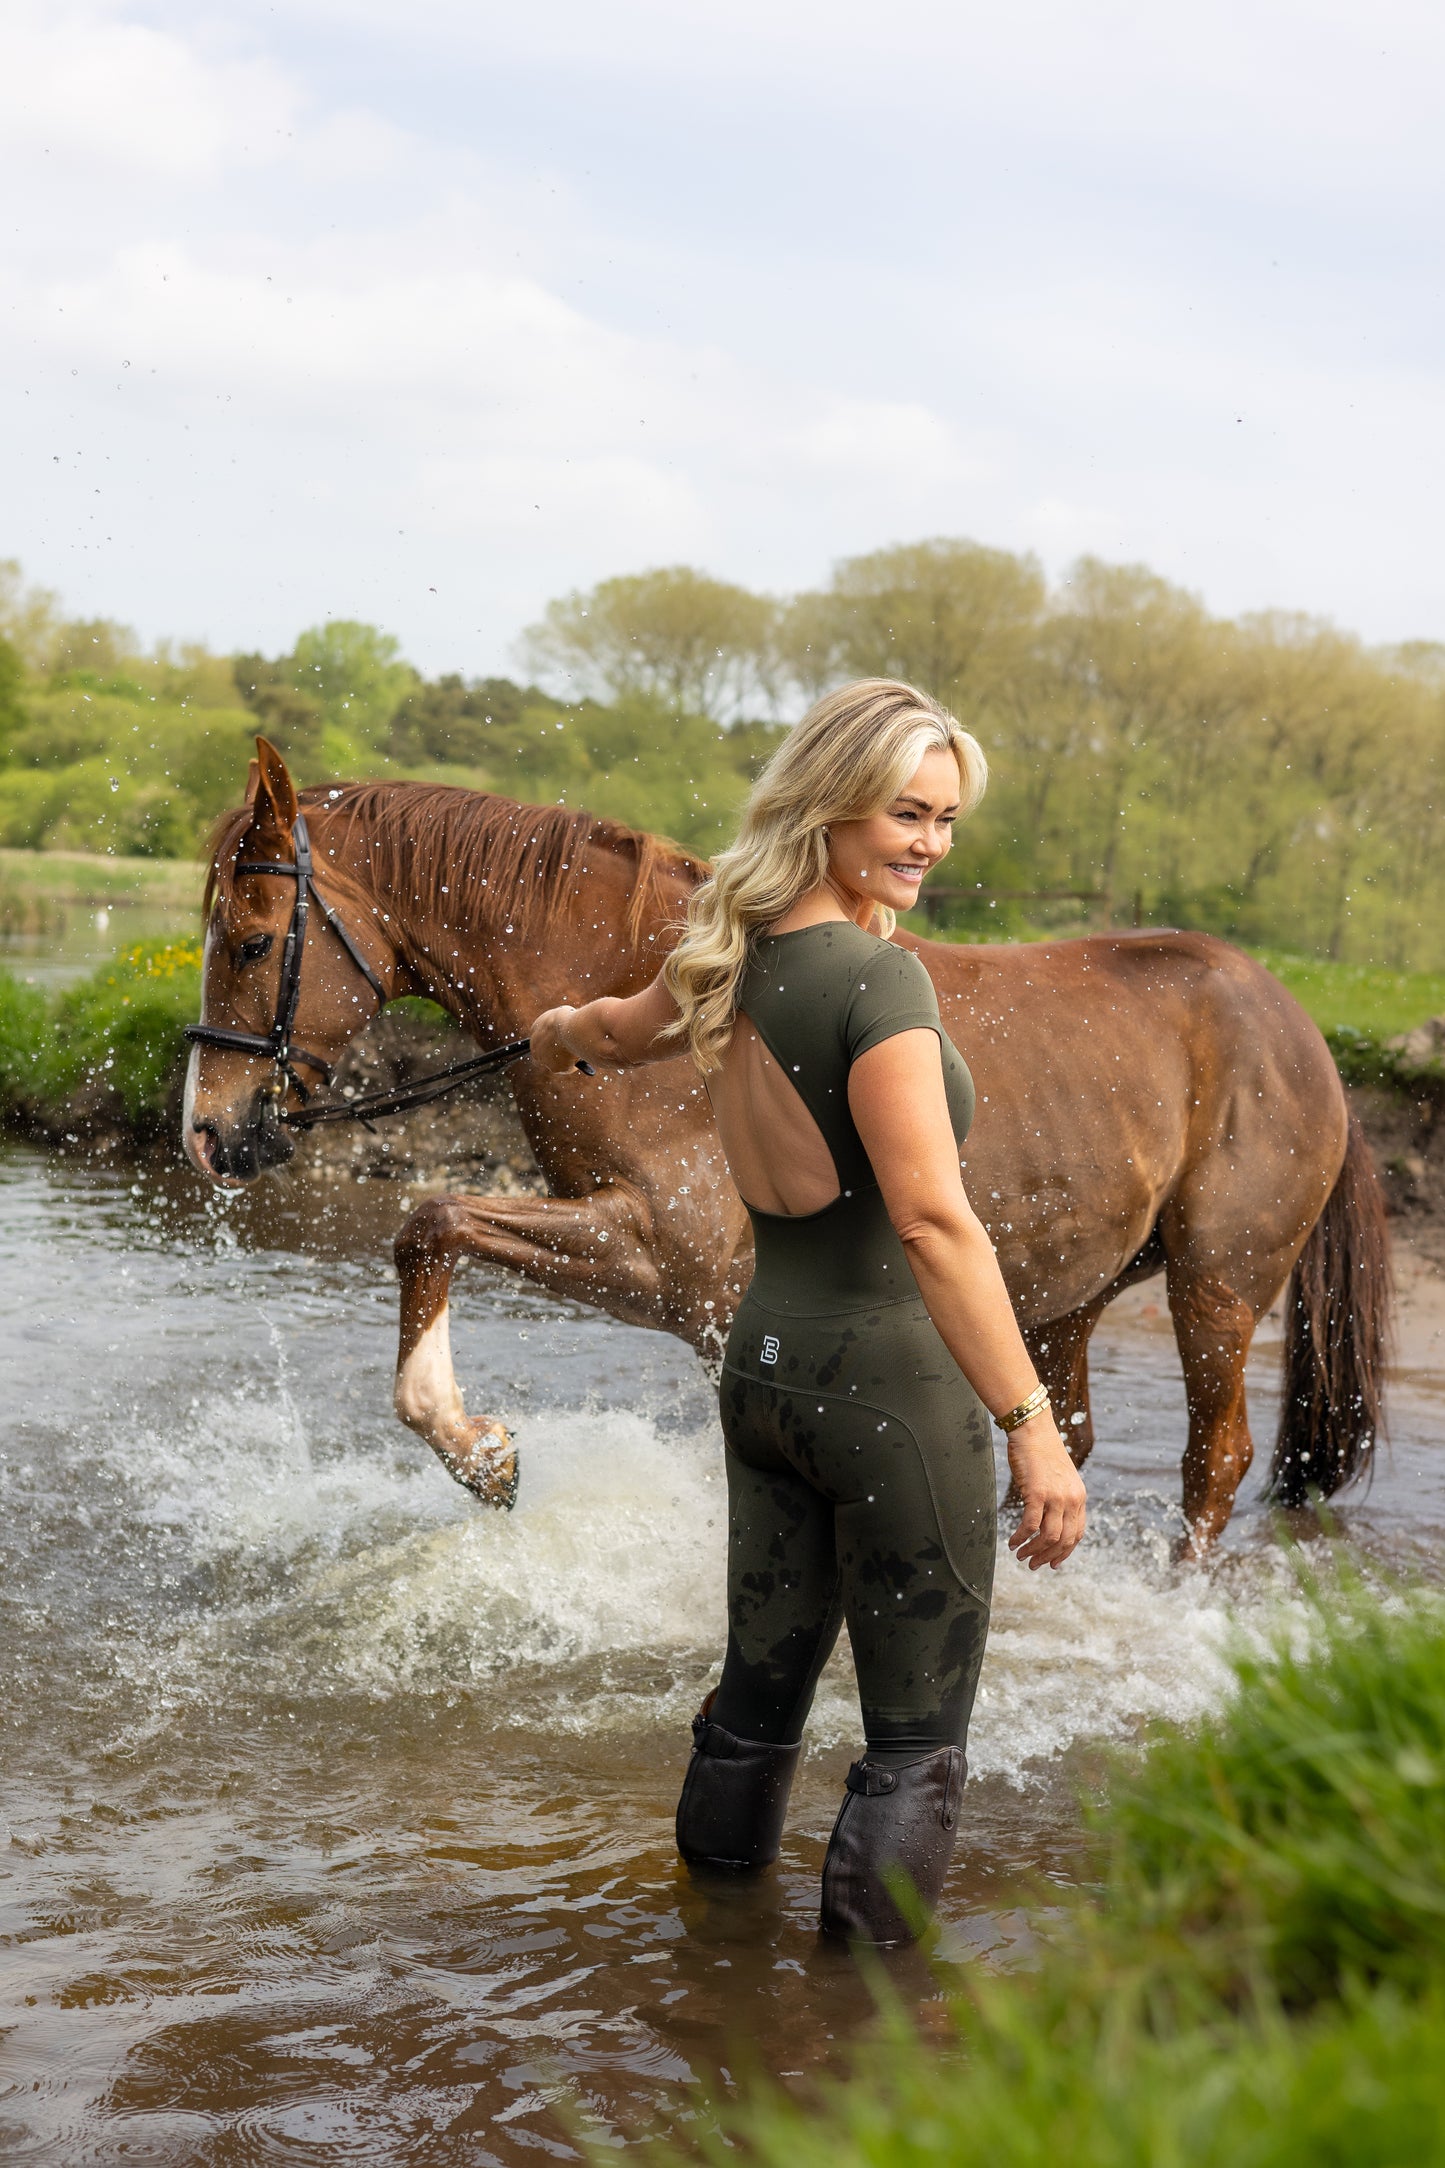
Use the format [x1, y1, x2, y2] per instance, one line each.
[3, 1143, 1445, 2163]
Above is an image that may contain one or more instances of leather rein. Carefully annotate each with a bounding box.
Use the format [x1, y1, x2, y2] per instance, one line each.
[184, 811, 584, 1132]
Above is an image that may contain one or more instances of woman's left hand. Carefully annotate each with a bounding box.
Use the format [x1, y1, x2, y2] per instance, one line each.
[529, 1004, 582, 1075]
[1006, 1416, 1088, 1570]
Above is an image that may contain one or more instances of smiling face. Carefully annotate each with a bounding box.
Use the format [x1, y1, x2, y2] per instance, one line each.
[823, 742, 963, 921]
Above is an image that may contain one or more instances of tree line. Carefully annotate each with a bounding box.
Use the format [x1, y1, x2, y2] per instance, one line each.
[1, 544, 1442, 967]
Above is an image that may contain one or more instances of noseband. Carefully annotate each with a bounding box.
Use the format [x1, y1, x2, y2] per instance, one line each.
[184, 811, 389, 1103]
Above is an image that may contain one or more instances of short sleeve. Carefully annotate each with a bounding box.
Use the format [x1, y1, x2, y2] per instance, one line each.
[845, 942, 944, 1063]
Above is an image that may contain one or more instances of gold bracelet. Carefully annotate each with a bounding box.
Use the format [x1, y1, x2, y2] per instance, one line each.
[996, 1383, 1051, 1434]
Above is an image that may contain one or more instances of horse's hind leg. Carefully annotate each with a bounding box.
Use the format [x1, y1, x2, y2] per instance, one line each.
[1023, 1296, 1109, 1472]
[392, 1184, 669, 1502]
[1165, 1264, 1260, 1555]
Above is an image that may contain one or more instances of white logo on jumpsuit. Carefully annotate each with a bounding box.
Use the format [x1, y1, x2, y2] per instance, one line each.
[760, 1334, 780, 1365]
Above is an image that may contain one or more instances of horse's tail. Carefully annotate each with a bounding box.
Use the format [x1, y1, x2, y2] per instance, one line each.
[1265, 1111, 1392, 1507]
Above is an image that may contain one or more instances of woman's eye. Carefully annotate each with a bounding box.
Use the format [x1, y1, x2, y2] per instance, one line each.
[238, 933, 274, 966]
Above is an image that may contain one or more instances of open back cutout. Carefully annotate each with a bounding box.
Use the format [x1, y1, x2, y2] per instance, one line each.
[706, 1011, 842, 1218]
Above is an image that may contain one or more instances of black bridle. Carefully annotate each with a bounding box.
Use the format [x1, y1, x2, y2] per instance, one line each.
[185, 810, 592, 1126]
[185, 811, 389, 1103]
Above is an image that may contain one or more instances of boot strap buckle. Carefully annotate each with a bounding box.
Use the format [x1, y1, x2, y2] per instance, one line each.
[845, 1759, 897, 1797]
[942, 1748, 966, 1828]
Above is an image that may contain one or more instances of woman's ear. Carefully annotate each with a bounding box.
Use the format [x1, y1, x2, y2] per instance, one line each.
[251, 736, 299, 834]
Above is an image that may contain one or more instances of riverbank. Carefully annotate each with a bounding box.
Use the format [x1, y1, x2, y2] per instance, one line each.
[4, 935, 1445, 1257]
[0, 845, 201, 914]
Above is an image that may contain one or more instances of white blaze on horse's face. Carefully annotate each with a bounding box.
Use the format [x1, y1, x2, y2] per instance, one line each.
[185, 780, 395, 1183]
[182, 919, 219, 1179]
[185, 909, 286, 1186]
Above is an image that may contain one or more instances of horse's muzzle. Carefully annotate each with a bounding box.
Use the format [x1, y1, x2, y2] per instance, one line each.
[192, 1091, 297, 1183]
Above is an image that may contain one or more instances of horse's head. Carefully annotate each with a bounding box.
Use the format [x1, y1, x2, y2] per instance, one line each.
[184, 739, 393, 1185]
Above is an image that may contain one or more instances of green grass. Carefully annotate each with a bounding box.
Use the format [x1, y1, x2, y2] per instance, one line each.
[0, 845, 202, 910]
[0, 938, 203, 1131]
[691, 1979, 1445, 2168]
[1246, 950, 1445, 1040]
[0, 966, 46, 1105]
[1094, 1585, 1445, 2009]
[0, 940, 454, 1139]
[635, 1582, 1445, 2167]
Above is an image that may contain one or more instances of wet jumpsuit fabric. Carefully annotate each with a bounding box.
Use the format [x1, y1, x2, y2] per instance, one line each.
[711, 923, 996, 1766]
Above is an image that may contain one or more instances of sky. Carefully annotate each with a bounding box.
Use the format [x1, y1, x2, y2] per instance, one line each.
[3, 0, 1443, 679]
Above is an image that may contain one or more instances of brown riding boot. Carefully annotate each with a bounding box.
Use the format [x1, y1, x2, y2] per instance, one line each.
[819, 1746, 966, 1945]
[675, 1698, 802, 1872]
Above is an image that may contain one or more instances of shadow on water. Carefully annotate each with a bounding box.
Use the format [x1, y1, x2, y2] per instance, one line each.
[2, 1141, 1443, 2160]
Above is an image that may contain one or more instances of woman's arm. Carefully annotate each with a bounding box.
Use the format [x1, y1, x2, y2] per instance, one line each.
[529, 972, 681, 1073]
[849, 1029, 1087, 1571]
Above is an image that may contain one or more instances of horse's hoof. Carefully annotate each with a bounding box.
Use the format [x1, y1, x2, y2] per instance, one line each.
[442, 1424, 519, 1511]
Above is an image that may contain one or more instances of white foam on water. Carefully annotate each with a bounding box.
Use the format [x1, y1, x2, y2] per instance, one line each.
[112, 1383, 449, 1562]
[103, 1388, 1299, 1783]
[300, 1403, 729, 1697]
[965, 1496, 1298, 1782]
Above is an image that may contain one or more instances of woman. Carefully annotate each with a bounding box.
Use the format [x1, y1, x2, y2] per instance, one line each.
[529, 679, 1086, 1946]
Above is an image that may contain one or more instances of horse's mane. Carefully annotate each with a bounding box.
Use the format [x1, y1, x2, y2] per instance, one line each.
[204, 781, 706, 946]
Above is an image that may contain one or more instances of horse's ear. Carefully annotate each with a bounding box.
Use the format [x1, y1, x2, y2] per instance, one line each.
[252, 736, 299, 834]
[244, 758, 261, 807]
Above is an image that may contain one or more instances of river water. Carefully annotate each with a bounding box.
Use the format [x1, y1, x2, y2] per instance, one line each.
[3, 1142, 1444, 2162]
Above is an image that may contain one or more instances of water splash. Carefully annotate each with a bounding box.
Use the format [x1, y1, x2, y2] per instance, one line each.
[98, 1386, 1299, 1784]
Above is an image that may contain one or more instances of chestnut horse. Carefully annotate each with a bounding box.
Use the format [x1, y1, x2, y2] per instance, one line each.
[184, 741, 1389, 1551]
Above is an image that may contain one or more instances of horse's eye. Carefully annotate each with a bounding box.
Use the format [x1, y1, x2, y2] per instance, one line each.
[238, 933, 274, 966]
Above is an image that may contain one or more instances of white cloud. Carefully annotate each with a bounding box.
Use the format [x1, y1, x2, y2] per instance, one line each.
[2, 0, 1442, 667]
[0, 4, 296, 180]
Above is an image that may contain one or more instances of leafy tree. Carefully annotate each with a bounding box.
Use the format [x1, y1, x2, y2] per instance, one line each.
[482, 693, 783, 856]
[386, 674, 539, 768]
[0, 634, 26, 762]
[47, 618, 139, 679]
[520, 567, 779, 721]
[779, 539, 1048, 711]
[1377, 640, 1445, 688]
[1042, 557, 1216, 898]
[288, 620, 417, 767]
[234, 655, 324, 767]
[0, 560, 62, 671]
[3, 547, 1445, 973]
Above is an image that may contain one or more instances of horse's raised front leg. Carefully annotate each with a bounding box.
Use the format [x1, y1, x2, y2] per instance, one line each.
[392, 1183, 673, 1502]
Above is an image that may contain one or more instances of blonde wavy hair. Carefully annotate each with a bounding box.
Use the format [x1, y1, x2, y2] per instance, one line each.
[664, 677, 987, 1071]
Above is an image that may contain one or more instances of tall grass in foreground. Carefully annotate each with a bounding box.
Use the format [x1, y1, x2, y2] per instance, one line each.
[639, 1585, 1445, 2167]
